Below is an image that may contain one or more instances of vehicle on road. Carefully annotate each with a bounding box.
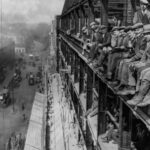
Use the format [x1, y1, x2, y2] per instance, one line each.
[0, 89, 11, 107]
[8, 72, 22, 89]
[35, 72, 42, 84]
[0, 74, 5, 83]
[15, 66, 21, 77]
[32, 62, 36, 67]
[0, 66, 7, 83]
[14, 73, 22, 82]
[28, 73, 35, 85]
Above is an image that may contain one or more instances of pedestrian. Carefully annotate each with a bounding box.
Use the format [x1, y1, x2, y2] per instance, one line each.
[26, 73, 28, 79]
[22, 102, 25, 111]
[22, 114, 26, 121]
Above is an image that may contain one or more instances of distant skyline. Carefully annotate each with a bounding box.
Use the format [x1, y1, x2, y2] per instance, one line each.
[0, 0, 65, 24]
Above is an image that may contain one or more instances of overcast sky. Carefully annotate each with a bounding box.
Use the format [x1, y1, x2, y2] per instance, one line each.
[0, 0, 65, 24]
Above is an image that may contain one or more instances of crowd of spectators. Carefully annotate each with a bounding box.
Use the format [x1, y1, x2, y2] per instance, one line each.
[76, 0, 150, 107]
[63, 0, 150, 149]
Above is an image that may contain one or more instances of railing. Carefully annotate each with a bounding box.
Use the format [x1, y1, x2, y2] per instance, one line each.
[58, 30, 150, 130]
[57, 29, 150, 150]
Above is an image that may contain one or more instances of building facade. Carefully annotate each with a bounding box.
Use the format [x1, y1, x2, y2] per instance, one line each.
[15, 47, 26, 55]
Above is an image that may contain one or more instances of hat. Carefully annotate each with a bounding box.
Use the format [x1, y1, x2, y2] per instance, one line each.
[95, 18, 101, 25]
[82, 26, 87, 32]
[145, 35, 150, 42]
[124, 26, 133, 32]
[83, 28, 88, 34]
[91, 24, 99, 29]
[119, 26, 126, 31]
[132, 23, 143, 30]
[143, 24, 150, 34]
[90, 22, 96, 27]
[111, 26, 119, 32]
[101, 25, 107, 30]
[140, 0, 149, 4]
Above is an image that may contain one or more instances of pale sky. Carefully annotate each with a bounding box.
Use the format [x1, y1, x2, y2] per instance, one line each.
[0, 0, 65, 23]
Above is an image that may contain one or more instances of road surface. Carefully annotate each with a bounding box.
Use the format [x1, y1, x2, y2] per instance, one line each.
[0, 58, 39, 150]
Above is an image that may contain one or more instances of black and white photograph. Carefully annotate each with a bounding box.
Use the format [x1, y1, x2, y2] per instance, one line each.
[1, 0, 150, 150]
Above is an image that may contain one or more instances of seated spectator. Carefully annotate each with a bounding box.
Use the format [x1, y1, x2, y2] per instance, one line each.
[127, 69, 150, 106]
[107, 26, 133, 81]
[76, 32, 81, 39]
[93, 25, 111, 70]
[81, 26, 90, 54]
[66, 29, 71, 35]
[114, 23, 147, 96]
[113, 27, 136, 84]
[133, 0, 150, 25]
[127, 31, 150, 106]
[87, 22, 102, 63]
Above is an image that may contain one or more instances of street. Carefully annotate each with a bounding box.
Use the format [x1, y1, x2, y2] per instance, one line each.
[0, 57, 39, 150]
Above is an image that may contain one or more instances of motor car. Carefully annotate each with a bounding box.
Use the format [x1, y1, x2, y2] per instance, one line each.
[36, 72, 42, 83]
[13, 73, 22, 83]
[35, 56, 40, 61]
[28, 73, 35, 85]
[0, 74, 5, 83]
[0, 89, 11, 107]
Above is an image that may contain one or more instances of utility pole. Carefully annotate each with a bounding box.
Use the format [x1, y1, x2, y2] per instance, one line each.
[45, 58, 49, 150]
[11, 79, 15, 113]
[11, 51, 16, 113]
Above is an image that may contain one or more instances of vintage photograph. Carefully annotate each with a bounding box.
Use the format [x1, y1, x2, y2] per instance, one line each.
[0, 0, 150, 150]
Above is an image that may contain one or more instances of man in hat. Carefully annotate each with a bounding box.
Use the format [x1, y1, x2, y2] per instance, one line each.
[81, 26, 90, 54]
[115, 23, 147, 95]
[107, 26, 134, 81]
[94, 25, 111, 70]
[133, 0, 150, 25]
[113, 27, 136, 84]
[127, 29, 150, 106]
[87, 22, 103, 62]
